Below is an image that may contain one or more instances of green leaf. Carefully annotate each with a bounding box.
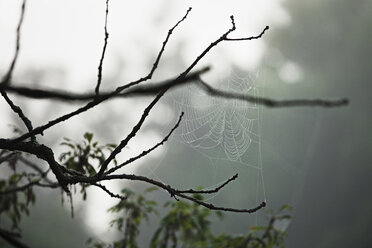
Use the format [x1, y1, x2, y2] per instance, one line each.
[84, 132, 93, 143]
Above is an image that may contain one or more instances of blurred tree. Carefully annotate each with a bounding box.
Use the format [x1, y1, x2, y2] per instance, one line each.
[261, 0, 372, 247]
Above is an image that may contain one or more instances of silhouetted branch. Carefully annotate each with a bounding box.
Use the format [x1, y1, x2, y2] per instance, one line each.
[198, 77, 349, 108]
[0, 139, 69, 192]
[178, 15, 237, 78]
[104, 112, 184, 175]
[2, 67, 209, 102]
[96, 90, 166, 177]
[225, 25, 270, 41]
[0, 0, 26, 86]
[147, 7, 192, 78]
[176, 173, 238, 194]
[95, 0, 110, 95]
[69, 173, 265, 213]
[6, 67, 209, 146]
[92, 183, 127, 200]
[0, 90, 36, 142]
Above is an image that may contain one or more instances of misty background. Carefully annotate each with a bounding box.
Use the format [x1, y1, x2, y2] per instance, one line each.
[0, 0, 371, 247]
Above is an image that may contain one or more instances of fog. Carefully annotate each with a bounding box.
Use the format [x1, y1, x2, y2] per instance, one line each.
[0, 0, 371, 247]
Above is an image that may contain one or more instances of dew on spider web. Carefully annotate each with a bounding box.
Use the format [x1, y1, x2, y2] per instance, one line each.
[145, 69, 266, 206]
[172, 70, 261, 164]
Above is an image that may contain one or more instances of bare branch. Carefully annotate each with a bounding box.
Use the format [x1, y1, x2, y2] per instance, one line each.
[179, 15, 237, 78]
[197, 77, 349, 108]
[2, 66, 210, 102]
[95, 0, 110, 95]
[0, 0, 26, 86]
[225, 25, 270, 41]
[96, 90, 166, 177]
[88, 173, 266, 213]
[176, 173, 238, 194]
[92, 183, 127, 200]
[0, 139, 69, 192]
[146, 7, 192, 78]
[0, 90, 36, 142]
[6, 67, 209, 145]
[104, 112, 184, 175]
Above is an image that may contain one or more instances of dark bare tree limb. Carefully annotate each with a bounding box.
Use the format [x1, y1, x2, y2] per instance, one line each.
[176, 173, 238, 194]
[92, 183, 127, 200]
[0, 0, 26, 86]
[104, 112, 184, 175]
[93, 173, 266, 213]
[6, 67, 209, 146]
[225, 25, 270, 41]
[1, 66, 210, 102]
[197, 77, 349, 108]
[95, 0, 110, 95]
[96, 90, 166, 177]
[0, 90, 36, 142]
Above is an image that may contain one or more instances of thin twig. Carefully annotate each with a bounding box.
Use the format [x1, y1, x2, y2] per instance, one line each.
[85, 173, 265, 213]
[104, 112, 184, 175]
[179, 15, 237, 78]
[96, 90, 166, 177]
[92, 183, 127, 200]
[95, 0, 110, 95]
[0, 90, 36, 142]
[1, 0, 26, 86]
[225, 25, 269, 41]
[147, 7, 192, 78]
[176, 173, 238, 194]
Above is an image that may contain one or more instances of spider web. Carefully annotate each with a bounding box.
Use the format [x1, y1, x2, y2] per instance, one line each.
[147, 68, 267, 206]
[171, 70, 262, 165]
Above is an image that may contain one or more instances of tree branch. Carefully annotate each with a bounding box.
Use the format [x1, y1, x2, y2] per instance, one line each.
[0, 139, 69, 192]
[0, 90, 36, 142]
[197, 77, 349, 108]
[176, 173, 238, 194]
[104, 112, 184, 175]
[92, 183, 127, 200]
[67, 173, 265, 213]
[225, 25, 269, 41]
[0, 0, 26, 86]
[96, 90, 166, 177]
[99, 173, 265, 213]
[2, 66, 209, 102]
[95, 0, 110, 95]
[6, 67, 209, 145]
